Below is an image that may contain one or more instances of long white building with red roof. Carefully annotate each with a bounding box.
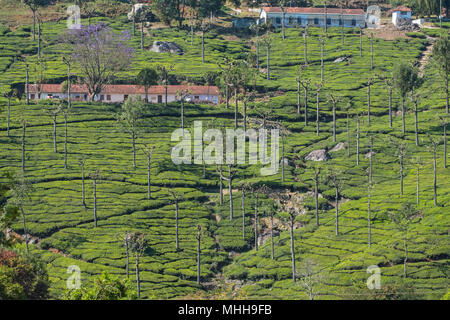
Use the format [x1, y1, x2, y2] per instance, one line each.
[27, 84, 220, 104]
[259, 7, 366, 28]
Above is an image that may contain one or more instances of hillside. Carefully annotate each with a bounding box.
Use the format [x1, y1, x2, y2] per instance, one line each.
[0, 1, 449, 300]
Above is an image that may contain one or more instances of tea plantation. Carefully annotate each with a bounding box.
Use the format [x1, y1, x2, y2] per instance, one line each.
[0, 7, 448, 300]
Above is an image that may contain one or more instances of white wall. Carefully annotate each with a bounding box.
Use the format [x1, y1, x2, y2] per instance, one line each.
[392, 11, 412, 26]
[29, 92, 219, 104]
[261, 12, 365, 28]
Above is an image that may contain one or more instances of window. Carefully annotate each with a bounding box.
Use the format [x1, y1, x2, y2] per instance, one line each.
[107, 95, 111, 101]
[314, 18, 319, 25]
[289, 17, 295, 25]
[276, 17, 281, 24]
[100, 95, 104, 101]
[30, 94, 35, 99]
[327, 18, 331, 25]
[352, 19, 356, 26]
[158, 95, 162, 103]
[297, 17, 302, 24]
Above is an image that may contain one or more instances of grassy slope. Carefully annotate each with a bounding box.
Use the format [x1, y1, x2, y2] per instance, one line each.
[0, 8, 448, 299]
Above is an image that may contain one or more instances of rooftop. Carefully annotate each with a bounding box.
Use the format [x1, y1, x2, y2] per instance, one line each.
[28, 84, 220, 96]
[262, 7, 366, 15]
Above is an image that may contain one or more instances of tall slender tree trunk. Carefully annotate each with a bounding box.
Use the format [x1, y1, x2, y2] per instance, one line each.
[53, 114, 57, 153]
[402, 96, 406, 135]
[314, 170, 319, 226]
[81, 164, 86, 207]
[21, 206, 29, 255]
[304, 31, 308, 65]
[26, 65, 29, 105]
[370, 35, 374, 70]
[433, 149, 437, 206]
[175, 200, 179, 250]
[243, 100, 247, 132]
[7, 97, 10, 137]
[356, 116, 360, 166]
[228, 168, 233, 220]
[140, 21, 144, 50]
[254, 194, 258, 251]
[400, 154, 404, 195]
[369, 136, 373, 184]
[316, 90, 320, 136]
[147, 154, 151, 200]
[125, 238, 129, 278]
[266, 45, 270, 80]
[241, 190, 245, 240]
[368, 185, 371, 248]
[444, 123, 447, 169]
[190, 12, 194, 45]
[320, 40, 324, 83]
[196, 228, 201, 285]
[403, 231, 408, 278]
[414, 97, 419, 146]
[389, 87, 392, 128]
[22, 121, 26, 173]
[93, 179, 97, 228]
[181, 100, 184, 137]
[270, 214, 275, 260]
[335, 187, 339, 236]
[37, 19, 41, 59]
[290, 216, 296, 282]
[201, 30, 205, 63]
[304, 87, 308, 126]
[256, 39, 260, 69]
[367, 82, 371, 126]
[297, 81, 301, 114]
[32, 10, 36, 41]
[332, 101, 336, 142]
[416, 158, 420, 205]
[446, 76, 448, 114]
[219, 165, 223, 205]
[281, 133, 285, 182]
[234, 88, 238, 129]
[132, 124, 136, 169]
[132, 6, 136, 36]
[346, 112, 350, 157]
[67, 62, 71, 108]
[165, 84, 168, 107]
[64, 112, 68, 169]
[359, 27, 362, 57]
[136, 254, 140, 298]
[225, 85, 229, 109]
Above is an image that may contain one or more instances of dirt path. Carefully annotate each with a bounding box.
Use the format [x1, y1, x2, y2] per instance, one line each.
[418, 37, 435, 77]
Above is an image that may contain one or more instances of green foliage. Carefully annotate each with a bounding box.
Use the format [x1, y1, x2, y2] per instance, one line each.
[62, 271, 137, 300]
[393, 61, 420, 98]
[0, 248, 49, 300]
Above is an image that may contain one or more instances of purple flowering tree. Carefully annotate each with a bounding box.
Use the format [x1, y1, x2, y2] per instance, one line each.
[65, 23, 134, 101]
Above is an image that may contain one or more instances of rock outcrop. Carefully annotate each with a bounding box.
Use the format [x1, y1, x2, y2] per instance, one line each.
[150, 41, 183, 55]
[305, 149, 330, 161]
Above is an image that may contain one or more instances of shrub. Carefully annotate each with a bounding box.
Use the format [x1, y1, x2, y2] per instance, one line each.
[0, 249, 49, 300]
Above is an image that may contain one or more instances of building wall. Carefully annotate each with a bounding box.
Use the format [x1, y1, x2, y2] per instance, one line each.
[392, 11, 412, 26]
[260, 12, 366, 28]
[28, 92, 219, 104]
